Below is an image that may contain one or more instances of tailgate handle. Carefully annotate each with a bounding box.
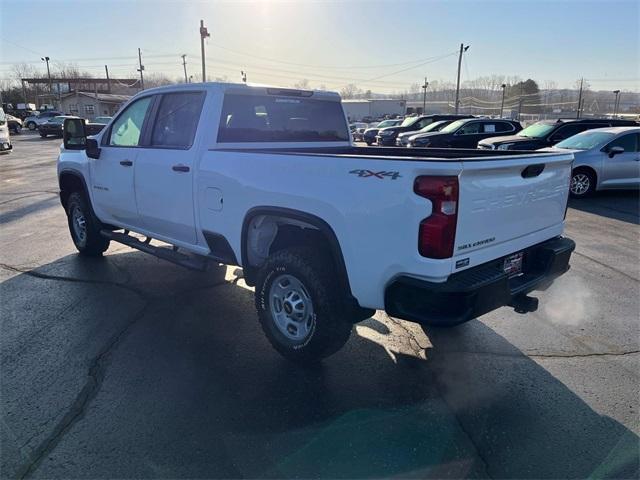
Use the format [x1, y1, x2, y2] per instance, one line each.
[521, 164, 545, 178]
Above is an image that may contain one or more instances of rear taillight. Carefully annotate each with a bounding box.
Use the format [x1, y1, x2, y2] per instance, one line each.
[414, 176, 459, 259]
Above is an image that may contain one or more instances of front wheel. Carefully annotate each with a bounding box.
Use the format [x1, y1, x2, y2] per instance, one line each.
[255, 248, 353, 363]
[570, 169, 596, 198]
[66, 192, 110, 256]
[27, 122, 36, 131]
[40, 132, 47, 138]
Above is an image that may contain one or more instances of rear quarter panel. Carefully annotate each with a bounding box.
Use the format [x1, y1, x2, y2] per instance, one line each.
[196, 149, 462, 309]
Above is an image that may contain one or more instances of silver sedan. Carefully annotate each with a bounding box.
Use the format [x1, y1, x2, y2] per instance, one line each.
[541, 126, 640, 198]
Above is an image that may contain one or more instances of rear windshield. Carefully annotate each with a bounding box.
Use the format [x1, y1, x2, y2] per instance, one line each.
[217, 94, 349, 143]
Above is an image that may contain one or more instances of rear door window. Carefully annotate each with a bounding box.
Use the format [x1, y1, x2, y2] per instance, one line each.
[151, 92, 204, 148]
[217, 93, 349, 142]
[494, 122, 515, 132]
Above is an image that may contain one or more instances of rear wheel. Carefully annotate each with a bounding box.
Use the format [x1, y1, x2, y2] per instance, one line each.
[66, 192, 110, 256]
[255, 248, 353, 363]
[570, 169, 596, 198]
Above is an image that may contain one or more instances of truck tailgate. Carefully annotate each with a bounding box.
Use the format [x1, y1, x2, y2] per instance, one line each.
[455, 152, 573, 259]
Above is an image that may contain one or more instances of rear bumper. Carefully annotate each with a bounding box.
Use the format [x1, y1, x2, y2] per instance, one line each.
[385, 236, 575, 326]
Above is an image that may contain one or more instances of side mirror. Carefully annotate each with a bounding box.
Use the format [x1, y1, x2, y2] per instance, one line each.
[86, 138, 101, 159]
[63, 118, 87, 150]
[607, 145, 624, 158]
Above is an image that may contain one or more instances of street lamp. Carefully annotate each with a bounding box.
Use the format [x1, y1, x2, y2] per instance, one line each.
[613, 90, 621, 117]
[41, 56, 52, 108]
[499, 84, 507, 118]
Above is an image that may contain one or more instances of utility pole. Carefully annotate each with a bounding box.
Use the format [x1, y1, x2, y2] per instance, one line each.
[241, 70, 247, 83]
[104, 65, 111, 93]
[576, 78, 584, 119]
[454, 43, 469, 114]
[200, 20, 210, 83]
[41, 56, 52, 107]
[181, 55, 188, 83]
[613, 90, 621, 117]
[421, 77, 429, 114]
[137, 48, 145, 90]
[499, 83, 506, 118]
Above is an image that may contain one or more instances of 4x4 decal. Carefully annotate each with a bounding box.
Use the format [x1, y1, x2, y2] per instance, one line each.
[349, 169, 402, 180]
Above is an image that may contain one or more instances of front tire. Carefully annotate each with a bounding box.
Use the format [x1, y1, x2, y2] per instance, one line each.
[255, 248, 353, 363]
[40, 132, 47, 138]
[570, 168, 596, 198]
[27, 122, 36, 131]
[66, 192, 110, 256]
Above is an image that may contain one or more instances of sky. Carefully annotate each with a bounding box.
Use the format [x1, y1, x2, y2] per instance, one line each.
[1, 0, 639, 93]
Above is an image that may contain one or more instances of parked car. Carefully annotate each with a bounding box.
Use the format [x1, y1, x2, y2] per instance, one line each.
[408, 118, 522, 148]
[39, 115, 79, 138]
[6, 114, 23, 134]
[539, 127, 640, 198]
[362, 118, 403, 145]
[377, 115, 474, 146]
[395, 120, 453, 147]
[92, 116, 112, 125]
[478, 118, 639, 150]
[0, 107, 11, 154]
[23, 110, 63, 130]
[58, 82, 575, 362]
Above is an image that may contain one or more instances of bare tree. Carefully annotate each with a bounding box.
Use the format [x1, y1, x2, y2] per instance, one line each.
[340, 83, 362, 99]
[293, 78, 310, 90]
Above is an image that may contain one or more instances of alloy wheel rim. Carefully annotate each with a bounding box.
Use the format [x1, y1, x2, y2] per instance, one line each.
[269, 274, 315, 341]
[571, 173, 590, 195]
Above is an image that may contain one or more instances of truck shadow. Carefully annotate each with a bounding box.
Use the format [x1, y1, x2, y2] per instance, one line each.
[1, 251, 638, 479]
[569, 190, 640, 225]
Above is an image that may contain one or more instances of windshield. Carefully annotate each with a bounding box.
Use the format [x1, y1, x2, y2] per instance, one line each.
[400, 117, 418, 127]
[555, 131, 615, 150]
[440, 119, 467, 133]
[377, 119, 398, 128]
[518, 122, 556, 138]
[419, 121, 448, 133]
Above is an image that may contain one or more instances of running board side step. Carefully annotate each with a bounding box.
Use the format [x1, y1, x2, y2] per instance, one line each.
[100, 230, 209, 271]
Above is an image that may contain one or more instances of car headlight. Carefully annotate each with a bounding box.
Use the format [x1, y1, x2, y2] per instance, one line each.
[497, 143, 513, 150]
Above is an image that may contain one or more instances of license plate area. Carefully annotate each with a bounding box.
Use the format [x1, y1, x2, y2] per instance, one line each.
[503, 251, 524, 277]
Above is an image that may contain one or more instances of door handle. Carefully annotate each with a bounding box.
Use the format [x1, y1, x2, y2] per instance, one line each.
[172, 164, 190, 172]
[119, 160, 133, 167]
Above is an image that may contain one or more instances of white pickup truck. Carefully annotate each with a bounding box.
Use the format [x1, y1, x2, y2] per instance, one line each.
[58, 83, 575, 362]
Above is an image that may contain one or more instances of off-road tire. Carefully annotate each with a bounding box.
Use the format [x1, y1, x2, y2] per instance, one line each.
[255, 247, 353, 363]
[66, 191, 110, 256]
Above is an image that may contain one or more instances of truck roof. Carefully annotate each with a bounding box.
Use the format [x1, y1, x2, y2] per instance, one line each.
[134, 81, 342, 101]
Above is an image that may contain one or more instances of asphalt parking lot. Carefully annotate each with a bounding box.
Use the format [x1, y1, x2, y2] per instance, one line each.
[1, 132, 638, 479]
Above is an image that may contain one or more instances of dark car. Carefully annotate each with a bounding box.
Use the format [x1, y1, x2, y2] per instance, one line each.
[478, 118, 639, 150]
[376, 114, 474, 146]
[39, 116, 78, 138]
[395, 120, 454, 146]
[362, 118, 403, 145]
[408, 118, 522, 148]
